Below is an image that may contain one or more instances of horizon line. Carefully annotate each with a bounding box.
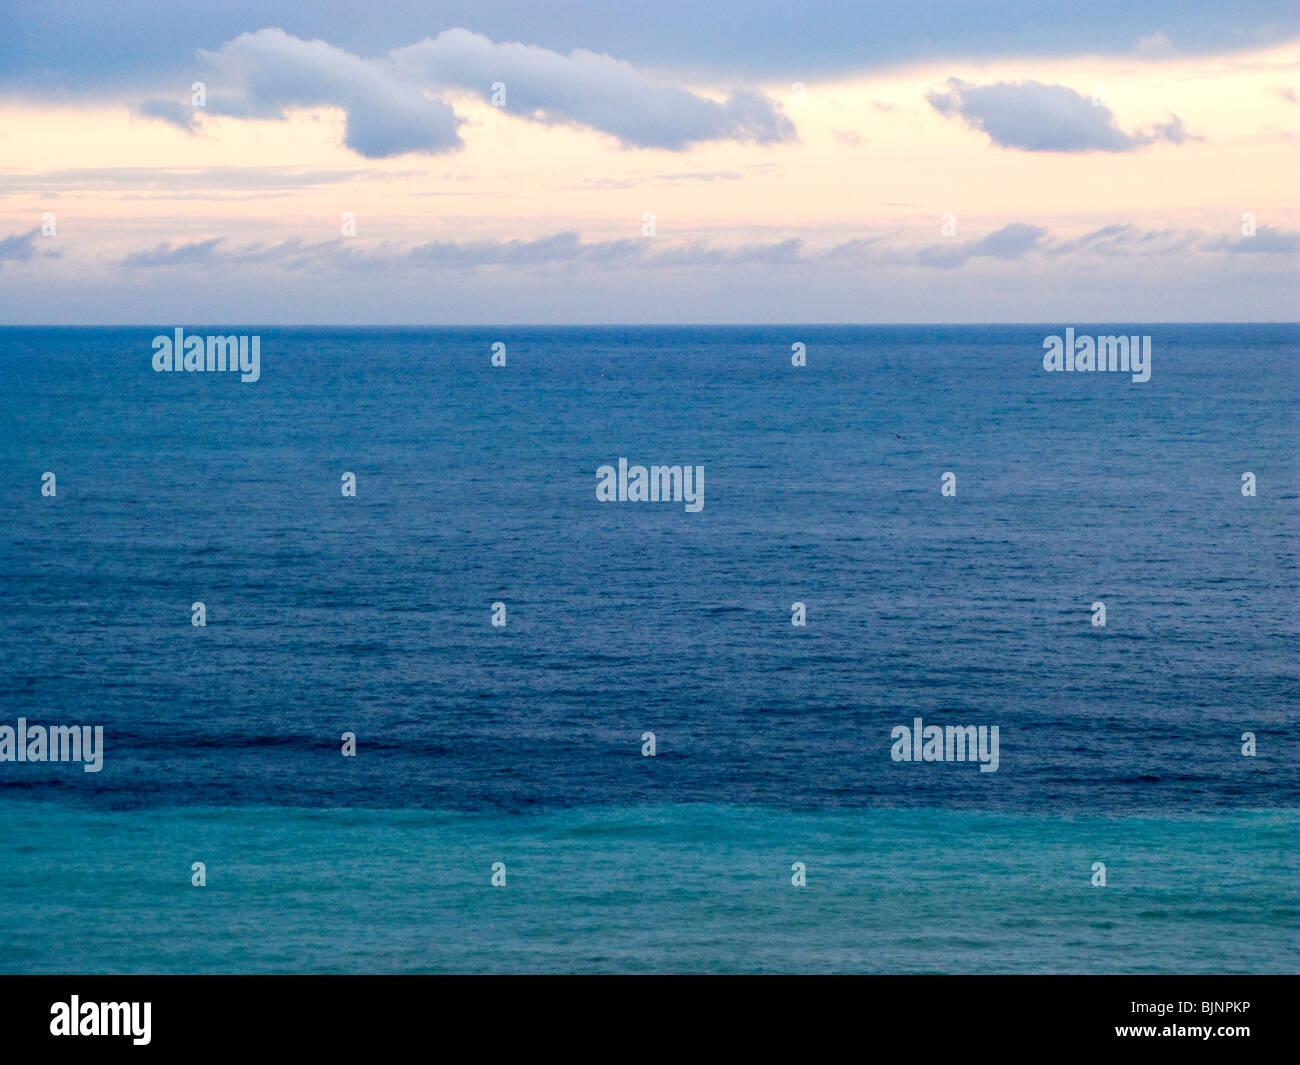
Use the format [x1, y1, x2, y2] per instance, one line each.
[1, 321, 1297, 329]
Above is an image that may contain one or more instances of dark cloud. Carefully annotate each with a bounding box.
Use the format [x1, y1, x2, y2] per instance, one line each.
[927, 78, 1196, 152]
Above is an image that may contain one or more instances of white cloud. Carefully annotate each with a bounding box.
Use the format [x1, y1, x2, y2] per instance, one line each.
[927, 78, 1198, 151]
[138, 27, 796, 157]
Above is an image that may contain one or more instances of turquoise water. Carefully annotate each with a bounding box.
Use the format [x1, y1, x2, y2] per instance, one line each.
[1, 798, 1294, 973]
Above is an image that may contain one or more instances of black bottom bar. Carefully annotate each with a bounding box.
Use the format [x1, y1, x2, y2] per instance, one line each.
[0, 975, 1287, 1053]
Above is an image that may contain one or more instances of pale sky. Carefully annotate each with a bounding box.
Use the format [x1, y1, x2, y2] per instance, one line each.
[0, 1, 1296, 322]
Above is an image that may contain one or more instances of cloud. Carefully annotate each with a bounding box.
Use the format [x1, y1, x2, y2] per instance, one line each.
[109, 227, 1044, 274]
[5, 2, 1298, 95]
[122, 236, 345, 268]
[112, 230, 807, 273]
[402, 232, 803, 268]
[1042, 224, 1203, 257]
[406, 231, 610, 267]
[1033, 222, 1300, 258]
[914, 222, 1048, 268]
[568, 170, 744, 190]
[392, 28, 795, 149]
[823, 236, 886, 260]
[1044, 223, 1135, 255]
[121, 237, 227, 268]
[1134, 31, 1175, 57]
[136, 27, 795, 157]
[0, 166, 381, 195]
[102, 221, 1300, 278]
[1202, 224, 1300, 253]
[0, 229, 41, 263]
[927, 78, 1197, 151]
[1259, 123, 1300, 145]
[653, 170, 744, 184]
[186, 29, 462, 158]
[1132, 113, 1198, 145]
[135, 99, 200, 130]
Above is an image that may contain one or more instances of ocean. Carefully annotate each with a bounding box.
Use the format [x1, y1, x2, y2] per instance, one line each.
[1, 324, 1296, 972]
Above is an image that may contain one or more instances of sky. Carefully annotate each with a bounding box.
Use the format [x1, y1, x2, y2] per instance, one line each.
[0, 1, 1297, 323]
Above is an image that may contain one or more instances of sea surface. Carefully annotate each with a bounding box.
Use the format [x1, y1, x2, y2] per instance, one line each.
[0, 324, 1296, 972]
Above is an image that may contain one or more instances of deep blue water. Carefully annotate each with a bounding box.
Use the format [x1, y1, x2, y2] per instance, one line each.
[0, 325, 1296, 971]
